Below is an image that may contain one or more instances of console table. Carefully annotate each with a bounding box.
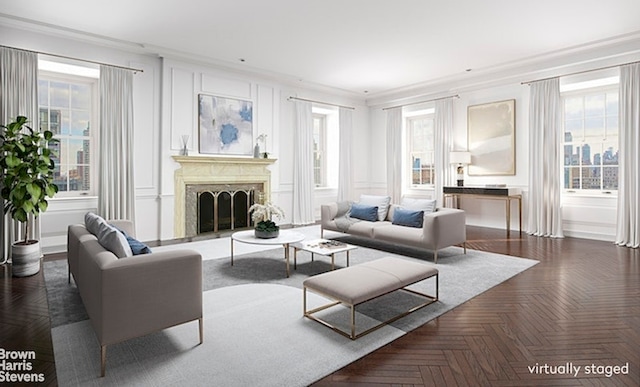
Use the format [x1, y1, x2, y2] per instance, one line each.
[443, 186, 522, 237]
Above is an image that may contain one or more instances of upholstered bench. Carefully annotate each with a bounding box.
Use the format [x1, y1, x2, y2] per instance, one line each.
[303, 257, 438, 339]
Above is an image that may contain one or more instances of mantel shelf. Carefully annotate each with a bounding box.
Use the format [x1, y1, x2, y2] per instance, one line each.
[172, 155, 277, 165]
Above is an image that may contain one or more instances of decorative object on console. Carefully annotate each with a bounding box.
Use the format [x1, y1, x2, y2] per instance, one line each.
[249, 201, 284, 239]
[0, 116, 59, 276]
[467, 99, 516, 176]
[449, 151, 471, 186]
[198, 94, 253, 156]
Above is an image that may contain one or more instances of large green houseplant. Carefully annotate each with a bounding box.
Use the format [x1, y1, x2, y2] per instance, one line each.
[0, 116, 59, 276]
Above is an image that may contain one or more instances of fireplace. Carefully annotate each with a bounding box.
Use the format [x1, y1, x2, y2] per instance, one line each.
[185, 183, 262, 236]
[172, 155, 276, 238]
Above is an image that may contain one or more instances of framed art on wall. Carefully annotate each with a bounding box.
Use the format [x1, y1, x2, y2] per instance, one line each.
[467, 99, 516, 176]
[198, 94, 253, 155]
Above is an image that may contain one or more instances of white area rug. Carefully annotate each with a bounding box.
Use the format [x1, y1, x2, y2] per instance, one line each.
[52, 284, 404, 387]
[49, 225, 539, 386]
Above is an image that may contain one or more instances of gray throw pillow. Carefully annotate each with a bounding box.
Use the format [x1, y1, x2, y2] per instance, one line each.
[96, 222, 133, 258]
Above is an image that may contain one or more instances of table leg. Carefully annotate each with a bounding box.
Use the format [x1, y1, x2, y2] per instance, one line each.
[294, 247, 298, 270]
[230, 239, 234, 266]
[507, 198, 512, 237]
[346, 250, 350, 267]
[331, 253, 335, 270]
[284, 243, 290, 278]
[518, 196, 523, 236]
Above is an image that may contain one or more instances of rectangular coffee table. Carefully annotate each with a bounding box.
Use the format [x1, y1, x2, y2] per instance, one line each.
[293, 239, 357, 271]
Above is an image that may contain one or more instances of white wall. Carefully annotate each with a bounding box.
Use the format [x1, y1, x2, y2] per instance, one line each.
[3, 18, 637, 251]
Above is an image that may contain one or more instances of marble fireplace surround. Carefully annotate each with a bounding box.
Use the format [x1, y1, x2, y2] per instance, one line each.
[172, 156, 276, 238]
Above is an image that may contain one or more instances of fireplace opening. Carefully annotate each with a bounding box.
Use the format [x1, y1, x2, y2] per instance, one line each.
[196, 188, 257, 234]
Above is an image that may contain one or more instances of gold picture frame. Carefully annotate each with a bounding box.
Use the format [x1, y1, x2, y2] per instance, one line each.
[467, 99, 516, 176]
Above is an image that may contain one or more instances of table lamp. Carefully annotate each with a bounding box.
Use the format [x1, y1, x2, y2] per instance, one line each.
[450, 151, 471, 186]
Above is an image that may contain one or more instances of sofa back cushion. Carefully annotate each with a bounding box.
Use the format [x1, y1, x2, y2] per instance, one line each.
[350, 203, 379, 222]
[392, 208, 424, 228]
[359, 194, 391, 221]
[400, 197, 437, 213]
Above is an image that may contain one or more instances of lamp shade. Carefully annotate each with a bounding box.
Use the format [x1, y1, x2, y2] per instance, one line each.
[449, 151, 471, 164]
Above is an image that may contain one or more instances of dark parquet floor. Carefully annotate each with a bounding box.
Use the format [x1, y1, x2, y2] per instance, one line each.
[1, 227, 638, 386]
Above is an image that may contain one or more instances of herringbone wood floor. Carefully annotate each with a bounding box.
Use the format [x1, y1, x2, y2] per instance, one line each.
[314, 228, 640, 386]
[0, 227, 638, 386]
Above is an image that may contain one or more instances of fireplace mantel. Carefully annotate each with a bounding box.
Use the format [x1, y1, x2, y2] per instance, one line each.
[172, 155, 277, 238]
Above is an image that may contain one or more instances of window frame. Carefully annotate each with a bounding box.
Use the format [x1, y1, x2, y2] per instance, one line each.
[38, 69, 99, 198]
[405, 110, 436, 190]
[561, 83, 619, 196]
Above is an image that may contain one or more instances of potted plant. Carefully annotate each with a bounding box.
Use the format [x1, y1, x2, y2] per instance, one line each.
[249, 201, 284, 239]
[0, 116, 59, 277]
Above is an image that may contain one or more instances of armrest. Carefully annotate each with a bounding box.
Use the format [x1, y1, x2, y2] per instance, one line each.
[422, 208, 466, 250]
[321, 203, 339, 224]
[98, 249, 203, 345]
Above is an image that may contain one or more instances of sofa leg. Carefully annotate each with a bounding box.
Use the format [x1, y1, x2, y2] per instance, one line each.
[434, 251, 438, 264]
[101, 345, 107, 377]
[199, 317, 204, 344]
[463, 242, 467, 254]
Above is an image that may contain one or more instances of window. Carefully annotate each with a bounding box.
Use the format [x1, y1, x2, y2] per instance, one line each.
[406, 111, 435, 187]
[562, 86, 618, 192]
[38, 70, 97, 196]
[313, 113, 327, 187]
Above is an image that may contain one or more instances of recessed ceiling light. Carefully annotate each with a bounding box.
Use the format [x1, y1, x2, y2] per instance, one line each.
[239, 58, 245, 62]
[465, 68, 472, 72]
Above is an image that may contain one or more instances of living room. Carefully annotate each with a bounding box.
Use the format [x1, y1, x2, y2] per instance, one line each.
[1, 1, 639, 386]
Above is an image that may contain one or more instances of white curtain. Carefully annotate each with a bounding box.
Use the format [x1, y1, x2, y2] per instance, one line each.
[527, 78, 564, 238]
[615, 63, 640, 248]
[434, 98, 454, 207]
[0, 47, 39, 263]
[292, 100, 315, 225]
[98, 65, 135, 222]
[337, 107, 353, 202]
[386, 107, 403, 203]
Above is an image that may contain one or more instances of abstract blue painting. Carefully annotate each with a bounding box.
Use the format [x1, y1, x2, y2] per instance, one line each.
[198, 94, 253, 155]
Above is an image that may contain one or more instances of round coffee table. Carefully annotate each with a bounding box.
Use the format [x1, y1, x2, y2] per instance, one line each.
[230, 229, 305, 277]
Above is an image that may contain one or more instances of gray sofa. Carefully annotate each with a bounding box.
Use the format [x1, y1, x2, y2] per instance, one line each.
[67, 219, 203, 377]
[321, 202, 466, 262]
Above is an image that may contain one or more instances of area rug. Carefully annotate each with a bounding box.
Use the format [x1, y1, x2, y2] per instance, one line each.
[52, 283, 404, 387]
[45, 236, 538, 386]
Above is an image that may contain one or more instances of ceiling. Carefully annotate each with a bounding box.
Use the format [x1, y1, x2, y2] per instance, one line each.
[2, 0, 640, 97]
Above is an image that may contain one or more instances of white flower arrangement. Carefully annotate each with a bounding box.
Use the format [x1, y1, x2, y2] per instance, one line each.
[248, 201, 284, 224]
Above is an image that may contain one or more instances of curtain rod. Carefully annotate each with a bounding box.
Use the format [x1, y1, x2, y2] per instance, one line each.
[287, 96, 355, 110]
[521, 59, 640, 85]
[382, 94, 460, 111]
[1, 44, 144, 73]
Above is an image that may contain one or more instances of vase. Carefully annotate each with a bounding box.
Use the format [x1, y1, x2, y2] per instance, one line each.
[255, 228, 279, 239]
[11, 240, 42, 277]
[254, 143, 260, 158]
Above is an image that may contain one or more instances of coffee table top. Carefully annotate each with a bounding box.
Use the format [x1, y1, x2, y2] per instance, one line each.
[294, 239, 357, 256]
[231, 229, 305, 245]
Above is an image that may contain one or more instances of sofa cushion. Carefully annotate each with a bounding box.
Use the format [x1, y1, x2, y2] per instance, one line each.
[400, 197, 437, 213]
[113, 226, 152, 255]
[359, 194, 391, 221]
[393, 208, 424, 228]
[96, 222, 133, 258]
[84, 212, 104, 236]
[350, 203, 378, 222]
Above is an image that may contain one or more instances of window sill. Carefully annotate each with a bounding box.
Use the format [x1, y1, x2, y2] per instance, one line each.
[562, 190, 617, 198]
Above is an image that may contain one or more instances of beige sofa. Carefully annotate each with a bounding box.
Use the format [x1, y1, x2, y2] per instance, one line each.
[321, 202, 466, 263]
[67, 219, 203, 377]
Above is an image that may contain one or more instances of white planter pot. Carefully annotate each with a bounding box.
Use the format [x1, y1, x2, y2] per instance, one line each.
[11, 240, 42, 277]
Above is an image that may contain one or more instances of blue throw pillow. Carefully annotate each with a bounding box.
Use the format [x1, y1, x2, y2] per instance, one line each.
[349, 203, 379, 222]
[392, 208, 424, 228]
[112, 226, 152, 255]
